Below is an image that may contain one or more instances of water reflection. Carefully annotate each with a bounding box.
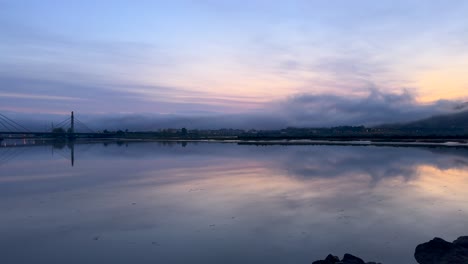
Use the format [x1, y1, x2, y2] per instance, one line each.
[0, 142, 467, 264]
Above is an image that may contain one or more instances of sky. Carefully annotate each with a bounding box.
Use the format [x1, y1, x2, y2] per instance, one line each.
[1, 0, 468, 129]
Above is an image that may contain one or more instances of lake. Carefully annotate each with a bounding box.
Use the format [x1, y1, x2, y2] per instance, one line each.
[1, 141, 467, 264]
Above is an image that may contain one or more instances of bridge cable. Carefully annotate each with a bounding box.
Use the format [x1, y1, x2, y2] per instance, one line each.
[53, 117, 71, 129]
[52, 148, 71, 161]
[0, 116, 23, 132]
[0, 115, 30, 132]
[0, 118, 13, 132]
[0, 114, 31, 132]
[74, 118, 95, 133]
[0, 148, 20, 162]
[0, 148, 27, 167]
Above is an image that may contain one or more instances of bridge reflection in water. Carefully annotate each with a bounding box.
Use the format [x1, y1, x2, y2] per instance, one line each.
[0, 139, 76, 167]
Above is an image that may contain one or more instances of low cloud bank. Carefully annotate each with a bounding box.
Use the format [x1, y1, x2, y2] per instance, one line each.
[273, 89, 467, 128]
[3, 89, 467, 131]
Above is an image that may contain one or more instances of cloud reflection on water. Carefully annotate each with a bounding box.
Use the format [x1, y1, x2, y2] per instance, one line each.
[0, 143, 467, 264]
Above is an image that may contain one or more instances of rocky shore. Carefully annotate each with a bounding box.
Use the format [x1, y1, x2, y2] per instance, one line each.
[312, 253, 380, 264]
[414, 236, 468, 264]
[312, 236, 468, 264]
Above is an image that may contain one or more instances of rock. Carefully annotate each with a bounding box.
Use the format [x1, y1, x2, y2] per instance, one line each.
[414, 237, 468, 264]
[312, 254, 340, 264]
[312, 253, 379, 264]
[324, 254, 341, 263]
[342, 253, 365, 264]
[453, 236, 468, 249]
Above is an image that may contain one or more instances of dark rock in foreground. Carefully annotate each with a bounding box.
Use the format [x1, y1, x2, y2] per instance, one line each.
[342, 253, 366, 264]
[311, 254, 339, 264]
[312, 236, 468, 264]
[453, 236, 468, 249]
[414, 236, 468, 264]
[311, 253, 381, 264]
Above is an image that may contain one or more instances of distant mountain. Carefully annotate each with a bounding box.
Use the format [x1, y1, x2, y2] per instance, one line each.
[399, 111, 468, 128]
[378, 110, 468, 135]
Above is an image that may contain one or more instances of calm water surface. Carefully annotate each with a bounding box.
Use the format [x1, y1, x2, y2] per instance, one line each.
[1, 142, 468, 264]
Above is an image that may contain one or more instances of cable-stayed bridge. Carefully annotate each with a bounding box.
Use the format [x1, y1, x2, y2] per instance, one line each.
[0, 111, 96, 139]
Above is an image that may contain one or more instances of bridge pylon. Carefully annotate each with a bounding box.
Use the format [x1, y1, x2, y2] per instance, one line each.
[71, 111, 74, 134]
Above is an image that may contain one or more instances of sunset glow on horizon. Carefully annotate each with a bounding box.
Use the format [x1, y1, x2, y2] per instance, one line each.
[1, 0, 468, 128]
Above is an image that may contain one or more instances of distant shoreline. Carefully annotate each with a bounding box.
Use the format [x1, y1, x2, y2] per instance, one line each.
[235, 139, 468, 147]
[2, 137, 468, 148]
